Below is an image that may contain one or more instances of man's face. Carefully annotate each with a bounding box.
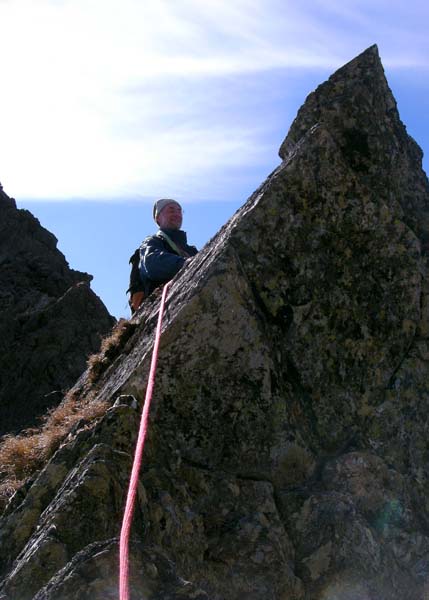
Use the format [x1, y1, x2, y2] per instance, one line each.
[156, 203, 183, 230]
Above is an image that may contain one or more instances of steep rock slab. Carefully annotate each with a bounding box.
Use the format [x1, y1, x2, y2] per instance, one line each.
[1, 45, 429, 599]
[0, 188, 115, 434]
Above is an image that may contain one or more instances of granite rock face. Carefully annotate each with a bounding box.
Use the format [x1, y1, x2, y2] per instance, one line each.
[1, 45, 429, 599]
[0, 188, 115, 435]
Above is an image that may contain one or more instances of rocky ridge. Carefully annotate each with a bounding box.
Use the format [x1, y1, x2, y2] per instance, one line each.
[1, 45, 429, 599]
[0, 188, 115, 435]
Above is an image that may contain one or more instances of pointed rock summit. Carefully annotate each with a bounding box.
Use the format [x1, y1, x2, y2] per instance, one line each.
[279, 44, 429, 240]
[1, 46, 429, 599]
[0, 188, 115, 435]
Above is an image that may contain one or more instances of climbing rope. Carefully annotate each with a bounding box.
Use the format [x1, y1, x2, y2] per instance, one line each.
[119, 282, 170, 600]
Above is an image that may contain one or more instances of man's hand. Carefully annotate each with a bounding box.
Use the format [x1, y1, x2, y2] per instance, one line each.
[130, 291, 145, 312]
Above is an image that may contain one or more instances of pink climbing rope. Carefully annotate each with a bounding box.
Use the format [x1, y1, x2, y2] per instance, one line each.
[119, 282, 170, 600]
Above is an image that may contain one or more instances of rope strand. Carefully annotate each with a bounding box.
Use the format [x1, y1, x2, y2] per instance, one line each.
[119, 282, 170, 600]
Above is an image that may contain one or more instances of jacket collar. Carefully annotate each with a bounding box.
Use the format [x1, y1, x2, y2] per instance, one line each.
[159, 228, 188, 245]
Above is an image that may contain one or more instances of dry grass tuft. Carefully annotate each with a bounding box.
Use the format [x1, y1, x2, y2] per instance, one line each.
[0, 390, 109, 511]
[87, 318, 137, 383]
[0, 319, 137, 511]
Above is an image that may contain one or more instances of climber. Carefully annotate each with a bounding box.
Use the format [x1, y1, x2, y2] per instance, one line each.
[128, 199, 198, 313]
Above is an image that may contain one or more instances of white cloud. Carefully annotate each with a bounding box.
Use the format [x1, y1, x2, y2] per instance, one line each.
[0, 0, 427, 200]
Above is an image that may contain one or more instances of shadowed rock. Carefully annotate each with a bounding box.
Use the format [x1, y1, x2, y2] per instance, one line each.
[1, 44, 429, 599]
[0, 189, 115, 435]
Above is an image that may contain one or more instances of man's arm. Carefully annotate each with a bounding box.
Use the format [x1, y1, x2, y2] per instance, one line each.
[140, 235, 186, 282]
[186, 244, 198, 257]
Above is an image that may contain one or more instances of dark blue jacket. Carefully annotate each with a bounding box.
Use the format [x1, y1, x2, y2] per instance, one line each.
[139, 228, 198, 290]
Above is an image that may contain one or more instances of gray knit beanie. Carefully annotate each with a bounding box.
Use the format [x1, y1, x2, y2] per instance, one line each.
[153, 199, 181, 221]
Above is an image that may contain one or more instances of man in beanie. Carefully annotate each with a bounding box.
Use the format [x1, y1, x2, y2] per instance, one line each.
[129, 199, 197, 312]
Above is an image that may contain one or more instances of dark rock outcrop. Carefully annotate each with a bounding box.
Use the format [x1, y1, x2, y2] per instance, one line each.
[0, 188, 115, 435]
[1, 45, 429, 599]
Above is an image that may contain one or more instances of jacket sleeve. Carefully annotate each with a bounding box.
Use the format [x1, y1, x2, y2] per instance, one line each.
[140, 235, 186, 282]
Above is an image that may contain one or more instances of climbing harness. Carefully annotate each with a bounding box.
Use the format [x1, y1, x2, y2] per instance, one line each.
[119, 282, 170, 600]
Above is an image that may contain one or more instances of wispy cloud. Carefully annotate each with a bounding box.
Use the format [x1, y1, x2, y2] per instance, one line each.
[0, 0, 427, 200]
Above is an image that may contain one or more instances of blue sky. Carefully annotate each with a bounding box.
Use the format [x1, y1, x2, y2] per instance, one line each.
[0, 0, 428, 318]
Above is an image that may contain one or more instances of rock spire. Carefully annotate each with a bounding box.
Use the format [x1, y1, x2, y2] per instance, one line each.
[0, 188, 115, 435]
